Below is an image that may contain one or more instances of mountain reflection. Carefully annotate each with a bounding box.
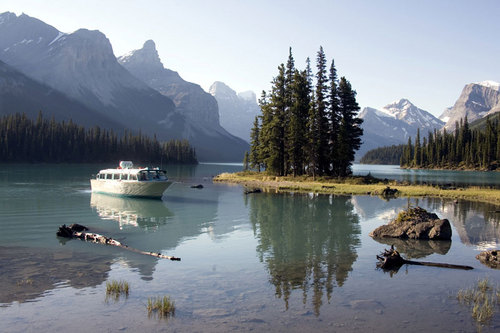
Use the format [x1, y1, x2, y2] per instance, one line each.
[248, 193, 361, 315]
[0, 246, 111, 306]
[423, 198, 500, 249]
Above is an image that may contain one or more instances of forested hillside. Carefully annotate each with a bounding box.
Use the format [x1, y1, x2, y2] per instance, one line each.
[359, 145, 405, 165]
[0, 112, 197, 164]
[400, 115, 500, 170]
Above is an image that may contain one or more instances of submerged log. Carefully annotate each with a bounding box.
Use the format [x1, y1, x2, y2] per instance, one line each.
[377, 246, 473, 271]
[57, 224, 181, 261]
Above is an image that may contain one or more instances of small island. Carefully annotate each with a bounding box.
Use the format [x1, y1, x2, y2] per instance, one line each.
[214, 171, 500, 206]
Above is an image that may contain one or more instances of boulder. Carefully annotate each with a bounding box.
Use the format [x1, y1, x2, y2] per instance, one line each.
[476, 249, 500, 269]
[369, 207, 452, 240]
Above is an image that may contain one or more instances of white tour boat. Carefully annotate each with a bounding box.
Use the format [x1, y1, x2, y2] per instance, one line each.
[90, 161, 172, 199]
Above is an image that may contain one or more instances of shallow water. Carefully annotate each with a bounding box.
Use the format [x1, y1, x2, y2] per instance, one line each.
[0, 163, 499, 332]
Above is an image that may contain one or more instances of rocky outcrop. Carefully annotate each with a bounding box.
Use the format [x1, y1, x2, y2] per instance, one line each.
[369, 207, 452, 240]
[440, 81, 500, 130]
[209, 81, 260, 142]
[118, 40, 220, 126]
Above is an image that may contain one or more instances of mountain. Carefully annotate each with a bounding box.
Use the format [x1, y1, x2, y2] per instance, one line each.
[209, 81, 260, 143]
[117, 40, 248, 161]
[439, 81, 500, 130]
[0, 12, 247, 161]
[0, 60, 120, 128]
[118, 40, 220, 126]
[358, 99, 444, 160]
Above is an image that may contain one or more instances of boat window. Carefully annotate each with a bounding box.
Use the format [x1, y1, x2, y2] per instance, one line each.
[138, 171, 147, 181]
[130, 174, 137, 180]
[120, 174, 128, 180]
[105, 173, 112, 180]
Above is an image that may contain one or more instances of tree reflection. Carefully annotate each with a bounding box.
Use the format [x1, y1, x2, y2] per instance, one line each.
[248, 192, 361, 315]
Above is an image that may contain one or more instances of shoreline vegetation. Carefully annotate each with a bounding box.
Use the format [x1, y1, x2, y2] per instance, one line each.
[214, 171, 500, 206]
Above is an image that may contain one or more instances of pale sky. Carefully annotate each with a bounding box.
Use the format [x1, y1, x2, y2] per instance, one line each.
[1, 0, 499, 117]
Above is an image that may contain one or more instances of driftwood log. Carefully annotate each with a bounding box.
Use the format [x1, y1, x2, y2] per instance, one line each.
[377, 246, 473, 271]
[57, 224, 181, 261]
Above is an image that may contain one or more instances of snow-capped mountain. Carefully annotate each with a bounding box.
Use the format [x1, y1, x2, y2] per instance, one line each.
[0, 12, 248, 161]
[209, 81, 260, 143]
[358, 99, 444, 159]
[439, 81, 500, 129]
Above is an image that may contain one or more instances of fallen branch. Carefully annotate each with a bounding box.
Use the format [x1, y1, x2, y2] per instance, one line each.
[377, 246, 472, 271]
[57, 224, 181, 261]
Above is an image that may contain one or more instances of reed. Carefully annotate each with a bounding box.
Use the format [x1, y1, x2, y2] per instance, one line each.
[105, 280, 129, 301]
[147, 295, 175, 319]
[457, 278, 499, 326]
[16, 278, 34, 286]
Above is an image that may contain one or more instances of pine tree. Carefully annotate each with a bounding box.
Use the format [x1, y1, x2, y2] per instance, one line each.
[313, 46, 330, 175]
[287, 69, 310, 175]
[249, 116, 262, 171]
[336, 77, 363, 177]
[328, 59, 341, 176]
[243, 151, 250, 171]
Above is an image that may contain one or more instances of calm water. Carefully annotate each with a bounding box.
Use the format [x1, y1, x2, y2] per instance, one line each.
[0, 163, 499, 332]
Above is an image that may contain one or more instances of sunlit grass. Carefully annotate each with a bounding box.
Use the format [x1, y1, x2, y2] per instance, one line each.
[105, 280, 129, 301]
[214, 172, 500, 205]
[147, 295, 175, 319]
[16, 278, 34, 286]
[457, 278, 499, 326]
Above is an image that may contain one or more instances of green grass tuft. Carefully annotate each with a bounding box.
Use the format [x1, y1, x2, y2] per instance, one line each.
[457, 278, 499, 326]
[105, 280, 129, 301]
[147, 295, 175, 319]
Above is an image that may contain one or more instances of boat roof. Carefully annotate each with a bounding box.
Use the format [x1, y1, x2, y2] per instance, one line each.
[97, 166, 165, 175]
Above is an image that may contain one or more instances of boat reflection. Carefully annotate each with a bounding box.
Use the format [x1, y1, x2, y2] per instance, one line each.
[90, 193, 173, 229]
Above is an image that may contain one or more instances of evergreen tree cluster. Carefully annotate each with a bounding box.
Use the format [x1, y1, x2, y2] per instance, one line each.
[249, 47, 363, 177]
[359, 144, 405, 165]
[0, 112, 197, 164]
[400, 115, 500, 170]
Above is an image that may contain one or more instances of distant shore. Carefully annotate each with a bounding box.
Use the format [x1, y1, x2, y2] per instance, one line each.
[214, 171, 500, 206]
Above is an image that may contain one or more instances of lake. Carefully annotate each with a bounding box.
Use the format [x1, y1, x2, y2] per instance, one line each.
[0, 163, 499, 332]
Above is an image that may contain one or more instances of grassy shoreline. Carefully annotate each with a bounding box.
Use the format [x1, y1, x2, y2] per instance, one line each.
[214, 171, 500, 206]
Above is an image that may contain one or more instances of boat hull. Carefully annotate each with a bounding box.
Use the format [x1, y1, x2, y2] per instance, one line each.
[90, 179, 172, 199]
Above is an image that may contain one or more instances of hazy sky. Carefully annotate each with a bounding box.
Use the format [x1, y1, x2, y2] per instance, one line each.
[1, 0, 499, 117]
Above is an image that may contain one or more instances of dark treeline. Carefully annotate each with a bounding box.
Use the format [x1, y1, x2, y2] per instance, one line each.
[359, 144, 405, 165]
[400, 114, 500, 170]
[0, 112, 197, 164]
[247, 47, 363, 177]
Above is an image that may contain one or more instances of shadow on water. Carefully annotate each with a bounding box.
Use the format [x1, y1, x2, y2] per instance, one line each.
[0, 246, 112, 306]
[247, 192, 361, 316]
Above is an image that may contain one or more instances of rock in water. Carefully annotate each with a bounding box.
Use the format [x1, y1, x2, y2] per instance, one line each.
[476, 249, 500, 269]
[369, 207, 451, 240]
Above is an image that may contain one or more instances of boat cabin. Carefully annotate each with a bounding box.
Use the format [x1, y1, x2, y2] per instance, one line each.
[95, 162, 168, 182]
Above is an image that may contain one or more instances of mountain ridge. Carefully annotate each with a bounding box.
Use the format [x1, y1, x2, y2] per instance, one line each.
[0, 12, 248, 161]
